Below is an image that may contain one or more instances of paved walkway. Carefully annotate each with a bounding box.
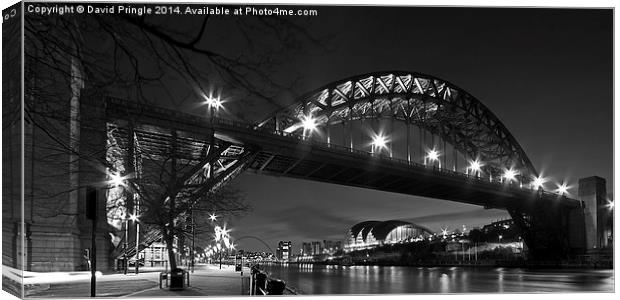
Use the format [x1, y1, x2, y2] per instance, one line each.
[129, 264, 250, 297]
[27, 264, 250, 298]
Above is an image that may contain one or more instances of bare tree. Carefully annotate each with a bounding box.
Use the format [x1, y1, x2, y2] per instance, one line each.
[21, 8, 324, 270]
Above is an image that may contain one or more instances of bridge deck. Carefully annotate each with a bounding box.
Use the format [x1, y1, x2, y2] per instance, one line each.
[104, 97, 582, 212]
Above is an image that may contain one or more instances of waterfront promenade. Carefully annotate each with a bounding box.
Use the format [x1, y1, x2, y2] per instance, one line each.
[25, 264, 250, 297]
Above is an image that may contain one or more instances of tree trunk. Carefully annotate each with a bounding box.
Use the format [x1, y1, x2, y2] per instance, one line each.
[164, 230, 177, 270]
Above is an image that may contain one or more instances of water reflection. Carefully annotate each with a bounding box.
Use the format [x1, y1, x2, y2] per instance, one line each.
[260, 264, 613, 294]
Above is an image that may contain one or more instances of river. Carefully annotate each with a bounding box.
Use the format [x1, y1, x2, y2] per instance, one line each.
[261, 264, 613, 294]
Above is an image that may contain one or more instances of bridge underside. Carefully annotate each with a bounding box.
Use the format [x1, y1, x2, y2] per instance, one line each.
[105, 98, 585, 260]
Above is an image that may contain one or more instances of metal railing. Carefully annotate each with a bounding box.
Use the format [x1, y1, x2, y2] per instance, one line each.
[105, 98, 575, 203]
[209, 117, 573, 201]
[249, 265, 289, 295]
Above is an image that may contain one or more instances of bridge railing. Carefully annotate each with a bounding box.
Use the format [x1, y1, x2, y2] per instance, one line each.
[106, 101, 570, 202]
[208, 117, 570, 200]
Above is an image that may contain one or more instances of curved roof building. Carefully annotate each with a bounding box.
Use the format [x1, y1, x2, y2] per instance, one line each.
[345, 220, 433, 251]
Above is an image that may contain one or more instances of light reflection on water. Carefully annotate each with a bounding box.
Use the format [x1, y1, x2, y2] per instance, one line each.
[261, 264, 613, 294]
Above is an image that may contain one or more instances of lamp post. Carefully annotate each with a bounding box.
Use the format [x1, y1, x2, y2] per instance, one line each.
[108, 171, 129, 274]
[130, 214, 140, 275]
[213, 224, 231, 270]
[124, 217, 129, 275]
[217, 243, 222, 269]
[191, 207, 195, 273]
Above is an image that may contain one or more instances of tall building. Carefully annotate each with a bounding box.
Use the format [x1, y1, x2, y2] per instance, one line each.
[311, 241, 323, 255]
[276, 241, 292, 261]
[301, 242, 312, 256]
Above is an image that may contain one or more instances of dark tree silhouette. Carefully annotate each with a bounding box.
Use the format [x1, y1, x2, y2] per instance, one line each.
[21, 7, 325, 270]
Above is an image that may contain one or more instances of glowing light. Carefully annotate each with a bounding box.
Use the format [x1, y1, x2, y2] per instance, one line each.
[556, 182, 569, 195]
[372, 134, 388, 150]
[469, 159, 482, 172]
[427, 149, 440, 161]
[209, 213, 218, 222]
[129, 214, 139, 222]
[222, 225, 231, 236]
[606, 199, 614, 210]
[108, 172, 125, 187]
[441, 228, 448, 237]
[205, 96, 223, 110]
[503, 168, 518, 182]
[532, 175, 547, 190]
[214, 225, 223, 240]
[301, 115, 318, 132]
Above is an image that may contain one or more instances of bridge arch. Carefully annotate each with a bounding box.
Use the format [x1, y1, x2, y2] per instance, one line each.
[235, 235, 276, 254]
[261, 71, 538, 183]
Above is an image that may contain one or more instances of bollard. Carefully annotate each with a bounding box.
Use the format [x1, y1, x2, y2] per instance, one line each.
[254, 273, 267, 295]
[249, 271, 253, 295]
[266, 279, 286, 295]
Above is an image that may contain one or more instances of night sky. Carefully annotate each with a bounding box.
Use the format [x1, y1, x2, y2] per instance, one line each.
[216, 6, 613, 253]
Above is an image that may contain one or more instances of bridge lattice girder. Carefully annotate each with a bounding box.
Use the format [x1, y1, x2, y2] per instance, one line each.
[105, 107, 257, 261]
[100, 81, 583, 261]
[261, 71, 538, 181]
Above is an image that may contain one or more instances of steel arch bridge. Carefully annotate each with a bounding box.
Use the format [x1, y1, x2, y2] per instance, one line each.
[100, 71, 586, 262]
[259, 71, 537, 182]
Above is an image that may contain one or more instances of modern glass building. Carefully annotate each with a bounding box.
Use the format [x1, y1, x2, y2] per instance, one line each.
[345, 220, 433, 251]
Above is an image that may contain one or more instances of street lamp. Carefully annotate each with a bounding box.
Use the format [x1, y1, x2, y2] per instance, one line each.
[532, 175, 547, 190]
[426, 149, 440, 168]
[216, 242, 222, 269]
[108, 171, 132, 275]
[503, 168, 518, 183]
[123, 215, 129, 275]
[441, 228, 448, 239]
[468, 159, 483, 177]
[209, 213, 218, 222]
[606, 199, 614, 210]
[301, 114, 318, 139]
[371, 134, 388, 154]
[556, 182, 569, 195]
[109, 172, 126, 187]
[204, 94, 223, 119]
[129, 214, 140, 275]
[214, 225, 231, 269]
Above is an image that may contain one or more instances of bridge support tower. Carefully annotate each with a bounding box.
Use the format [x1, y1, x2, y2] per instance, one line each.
[579, 176, 613, 253]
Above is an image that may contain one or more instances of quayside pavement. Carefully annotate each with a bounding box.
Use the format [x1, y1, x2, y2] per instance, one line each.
[27, 264, 250, 298]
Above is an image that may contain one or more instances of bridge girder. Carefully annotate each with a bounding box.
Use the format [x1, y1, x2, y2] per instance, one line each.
[104, 116, 257, 261]
[100, 78, 584, 261]
[261, 71, 538, 183]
